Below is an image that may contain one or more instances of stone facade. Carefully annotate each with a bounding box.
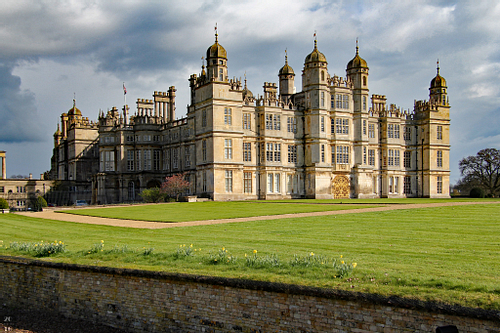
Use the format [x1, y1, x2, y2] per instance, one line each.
[1, 257, 498, 332]
[50, 34, 451, 203]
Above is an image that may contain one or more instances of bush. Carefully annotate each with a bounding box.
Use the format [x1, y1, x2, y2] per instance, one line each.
[470, 187, 485, 198]
[0, 198, 8, 209]
[140, 187, 164, 203]
[32, 196, 48, 211]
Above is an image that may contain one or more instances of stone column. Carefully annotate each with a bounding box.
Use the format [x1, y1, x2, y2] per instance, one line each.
[0, 151, 6, 179]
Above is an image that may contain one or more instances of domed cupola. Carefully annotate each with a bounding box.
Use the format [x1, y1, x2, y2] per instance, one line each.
[429, 60, 448, 106]
[206, 33, 227, 61]
[304, 39, 327, 65]
[242, 76, 253, 100]
[430, 61, 447, 89]
[279, 53, 295, 76]
[67, 98, 82, 116]
[347, 41, 368, 70]
[206, 26, 228, 82]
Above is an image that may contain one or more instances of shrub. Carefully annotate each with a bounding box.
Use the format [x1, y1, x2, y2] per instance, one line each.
[9, 240, 65, 257]
[470, 187, 485, 198]
[140, 188, 164, 203]
[0, 198, 8, 209]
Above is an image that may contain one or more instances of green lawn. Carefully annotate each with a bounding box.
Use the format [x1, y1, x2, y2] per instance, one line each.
[61, 201, 379, 222]
[1, 202, 500, 310]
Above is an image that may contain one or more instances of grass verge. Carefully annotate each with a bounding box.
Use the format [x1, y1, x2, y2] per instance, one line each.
[1, 202, 499, 310]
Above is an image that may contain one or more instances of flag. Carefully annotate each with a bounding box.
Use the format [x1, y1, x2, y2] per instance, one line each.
[123, 83, 127, 95]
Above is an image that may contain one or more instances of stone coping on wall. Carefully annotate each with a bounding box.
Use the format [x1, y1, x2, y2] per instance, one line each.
[2, 255, 499, 323]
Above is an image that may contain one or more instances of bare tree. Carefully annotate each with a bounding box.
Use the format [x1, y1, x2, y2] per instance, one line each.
[160, 173, 191, 201]
[459, 148, 500, 197]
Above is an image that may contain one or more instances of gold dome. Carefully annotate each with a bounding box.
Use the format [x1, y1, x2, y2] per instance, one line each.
[347, 44, 368, 70]
[279, 54, 295, 75]
[206, 33, 227, 60]
[304, 40, 327, 64]
[431, 63, 447, 88]
[67, 99, 82, 116]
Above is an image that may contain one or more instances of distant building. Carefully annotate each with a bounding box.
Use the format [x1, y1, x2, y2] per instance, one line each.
[0, 151, 53, 209]
[50, 34, 450, 203]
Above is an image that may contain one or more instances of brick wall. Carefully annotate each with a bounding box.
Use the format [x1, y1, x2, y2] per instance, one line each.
[1, 256, 498, 332]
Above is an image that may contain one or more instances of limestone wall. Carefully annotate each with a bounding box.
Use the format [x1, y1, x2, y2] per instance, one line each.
[1, 257, 498, 332]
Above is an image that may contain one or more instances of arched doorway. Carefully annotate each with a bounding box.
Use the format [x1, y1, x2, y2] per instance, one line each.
[146, 179, 161, 189]
[332, 175, 350, 199]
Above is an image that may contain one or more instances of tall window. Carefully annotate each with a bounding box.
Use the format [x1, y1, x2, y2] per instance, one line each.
[143, 149, 151, 170]
[128, 182, 135, 201]
[335, 94, 342, 109]
[321, 116, 325, 132]
[172, 148, 178, 169]
[265, 114, 272, 130]
[404, 176, 411, 195]
[184, 146, 191, 168]
[363, 120, 367, 135]
[243, 142, 251, 162]
[395, 150, 400, 166]
[202, 140, 207, 162]
[153, 150, 160, 171]
[288, 145, 297, 163]
[388, 124, 394, 138]
[437, 176, 443, 194]
[202, 171, 207, 192]
[127, 150, 134, 171]
[363, 96, 367, 111]
[267, 173, 273, 193]
[321, 92, 325, 107]
[136, 150, 142, 171]
[342, 95, 349, 109]
[363, 147, 367, 165]
[335, 146, 349, 164]
[244, 172, 252, 193]
[287, 117, 297, 133]
[275, 174, 280, 193]
[164, 149, 170, 171]
[273, 115, 281, 130]
[102, 151, 115, 172]
[331, 94, 334, 108]
[404, 126, 411, 140]
[266, 143, 281, 162]
[388, 149, 399, 166]
[225, 170, 233, 192]
[224, 108, 232, 125]
[368, 149, 375, 166]
[243, 113, 251, 129]
[437, 150, 443, 168]
[368, 124, 375, 138]
[389, 176, 394, 193]
[219, 68, 223, 81]
[395, 124, 400, 139]
[321, 145, 325, 163]
[437, 126, 443, 140]
[202, 109, 207, 127]
[224, 139, 232, 159]
[404, 151, 411, 168]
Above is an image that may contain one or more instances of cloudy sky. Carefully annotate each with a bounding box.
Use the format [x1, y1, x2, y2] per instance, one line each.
[1, 0, 499, 183]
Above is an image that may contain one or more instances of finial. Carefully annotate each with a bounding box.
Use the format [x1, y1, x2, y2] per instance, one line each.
[244, 71, 247, 88]
[437, 59, 440, 75]
[356, 38, 359, 55]
[285, 48, 288, 64]
[314, 31, 317, 49]
[73, 92, 76, 107]
[215, 23, 218, 42]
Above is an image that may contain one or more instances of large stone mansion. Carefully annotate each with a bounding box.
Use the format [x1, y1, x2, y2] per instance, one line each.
[49, 33, 450, 203]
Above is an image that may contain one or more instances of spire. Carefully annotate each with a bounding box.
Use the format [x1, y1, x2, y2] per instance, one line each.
[356, 38, 359, 55]
[285, 49, 288, 65]
[244, 71, 247, 89]
[313, 30, 317, 49]
[437, 59, 440, 75]
[215, 23, 218, 43]
[73, 92, 76, 108]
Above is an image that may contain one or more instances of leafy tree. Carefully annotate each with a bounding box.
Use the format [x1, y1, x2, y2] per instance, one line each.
[140, 187, 164, 203]
[0, 198, 8, 209]
[459, 148, 500, 197]
[160, 173, 191, 201]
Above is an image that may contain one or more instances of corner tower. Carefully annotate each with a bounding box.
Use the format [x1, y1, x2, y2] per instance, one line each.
[278, 51, 295, 100]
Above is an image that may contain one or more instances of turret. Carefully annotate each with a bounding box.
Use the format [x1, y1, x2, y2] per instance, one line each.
[430, 61, 448, 106]
[278, 51, 295, 99]
[206, 28, 228, 82]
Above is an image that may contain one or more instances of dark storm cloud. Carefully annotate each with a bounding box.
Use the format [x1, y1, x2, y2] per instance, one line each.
[0, 63, 43, 142]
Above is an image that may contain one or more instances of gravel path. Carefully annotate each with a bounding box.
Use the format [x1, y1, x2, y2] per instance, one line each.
[16, 201, 499, 229]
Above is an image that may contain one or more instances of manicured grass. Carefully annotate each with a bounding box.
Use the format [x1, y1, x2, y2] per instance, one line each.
[61, 201, 379, 222]
[1, 202, 500, 310]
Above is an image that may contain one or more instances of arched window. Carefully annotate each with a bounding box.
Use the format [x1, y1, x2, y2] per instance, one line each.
[219, 68, 223, 81]
[321, 71, 325, 81]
